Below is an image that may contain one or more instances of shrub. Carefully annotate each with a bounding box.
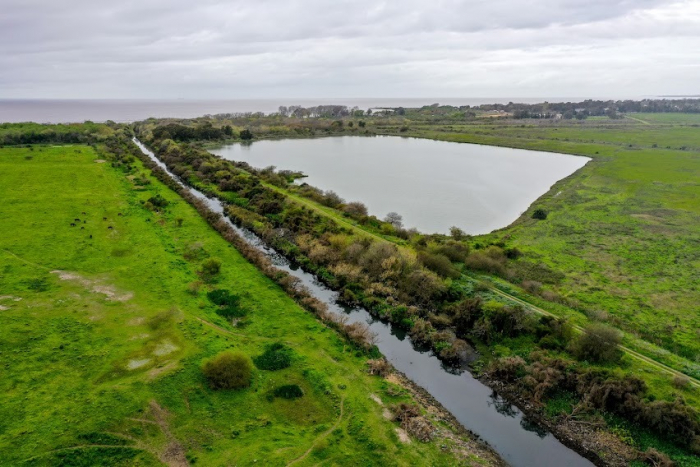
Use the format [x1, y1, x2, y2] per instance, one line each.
[570, 323, 622, 363]
[202, 351, 253, 390]
[392, 403, 421, 423]
[638, 448, 674, 467]
[439, 339, 475, 364]
[253, 342, 293, 370]
[343, 201, 368, 217]
[367, 358, 392, 377]
[240, 129, 253, 140]
[434, 241, 469, 262]
[464, 251, 506, 275]
[486, 356, 526, 383]
[403, 416, 434, 442]
[532, 208, 548, 220]
[417, 251, 460, 278]
[672, 374, 690, 389]
[146, 194, 169, 210]
[207, 289, 244, 318]
[273, 384, 304, 399]
[200, 258, 222, 280]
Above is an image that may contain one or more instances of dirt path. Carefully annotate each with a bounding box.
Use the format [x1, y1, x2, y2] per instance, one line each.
[2, 248, 50, 270]
[625, 115, 651, 125]
[195, 316, 251, 339]
[286, 397, 346, 466]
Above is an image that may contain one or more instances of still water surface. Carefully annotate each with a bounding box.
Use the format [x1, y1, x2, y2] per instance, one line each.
[211, 136, 589, 234]
[135, 138, 594, 467]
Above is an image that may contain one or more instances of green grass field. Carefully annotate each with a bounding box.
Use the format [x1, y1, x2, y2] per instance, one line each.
[384, 116, 700, 372]
[0, 145, 494, 466]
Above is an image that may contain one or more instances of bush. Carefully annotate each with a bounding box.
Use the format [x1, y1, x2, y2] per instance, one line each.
[273, 384, 304, 399]
[202, 351, 253, 390]
[570, 323, 622, 363]
[464, 251, 506, 276]
[146, 194, 169, 210]
[207, 289, 244, 318]
[253, 342, 293, 370]
[367, 358, 392, 377]
[532, 208, 548, 220]
[417, 251, 459, 278]
[200, 258, 222, 280]
[672, 374, 690, 389]
[343, 201, 368, 218]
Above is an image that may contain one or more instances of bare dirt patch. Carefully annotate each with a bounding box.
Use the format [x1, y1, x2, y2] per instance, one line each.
[94, 159, 107, 163]
[0, 295, 22, 302]
[51, 270, 133, 302]
[127, 358, 152, 370]
[153, 340, 179, 357]
[0, 305, 9, 311]
[369, 393, 383, 405]
[129, 333, 150, 341]
[395, 427, 411, 444]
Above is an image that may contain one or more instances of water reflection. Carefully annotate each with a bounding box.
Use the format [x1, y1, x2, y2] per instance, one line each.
[521, 417, 549, 439]
[489, 391, 519, 418]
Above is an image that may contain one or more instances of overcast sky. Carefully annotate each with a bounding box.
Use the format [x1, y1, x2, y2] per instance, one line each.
[2, 0, 699, 99]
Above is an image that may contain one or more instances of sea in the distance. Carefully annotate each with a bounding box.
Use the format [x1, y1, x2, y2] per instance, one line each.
[0, 97, 640, 123]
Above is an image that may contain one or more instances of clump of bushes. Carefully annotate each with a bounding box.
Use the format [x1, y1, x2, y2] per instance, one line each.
[367, 358, 392, 377]
[145, 193, 169, 211]
[391, 403, 434, 442]
[207, 289, 244, 318]
[570, 323, 622, 363]
[273, 384, 304, 399]
[532, 208, 548, 220]
[253, 342, 293, 370]
[199, 258, 222, 281]
[202, 351, 253, 390]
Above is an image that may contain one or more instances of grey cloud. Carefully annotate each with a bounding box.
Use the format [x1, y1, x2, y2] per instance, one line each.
[1, 0, 698, 98]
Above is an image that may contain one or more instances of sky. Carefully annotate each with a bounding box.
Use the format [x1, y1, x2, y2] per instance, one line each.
[2, 0, 699, 99]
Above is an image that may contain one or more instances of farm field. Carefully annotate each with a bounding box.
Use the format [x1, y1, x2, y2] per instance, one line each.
[0, 144, 492, 466]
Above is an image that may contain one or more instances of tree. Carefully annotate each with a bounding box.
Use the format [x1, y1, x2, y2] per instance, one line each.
[240, 129, 253, 140]
[449, 226, 466, 240]
[385, 212, 403, 229]
[571, 323, 622, 363]
[202, 351, 253, 390]
[343, 201, 368, 217]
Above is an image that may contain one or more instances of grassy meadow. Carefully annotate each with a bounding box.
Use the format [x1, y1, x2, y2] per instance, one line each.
[385, 116, 700, 372]
[0, 145, 495, 466]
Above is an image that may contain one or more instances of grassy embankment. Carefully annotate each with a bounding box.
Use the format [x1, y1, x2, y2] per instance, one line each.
[0, 144, 496, 466]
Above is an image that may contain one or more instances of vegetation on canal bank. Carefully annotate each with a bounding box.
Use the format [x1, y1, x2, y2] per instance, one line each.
[132, 108, 700, 465]
[0, 129, 500, 466]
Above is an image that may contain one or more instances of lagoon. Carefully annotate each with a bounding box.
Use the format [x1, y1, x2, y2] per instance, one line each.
[211, 136, 589, 234]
